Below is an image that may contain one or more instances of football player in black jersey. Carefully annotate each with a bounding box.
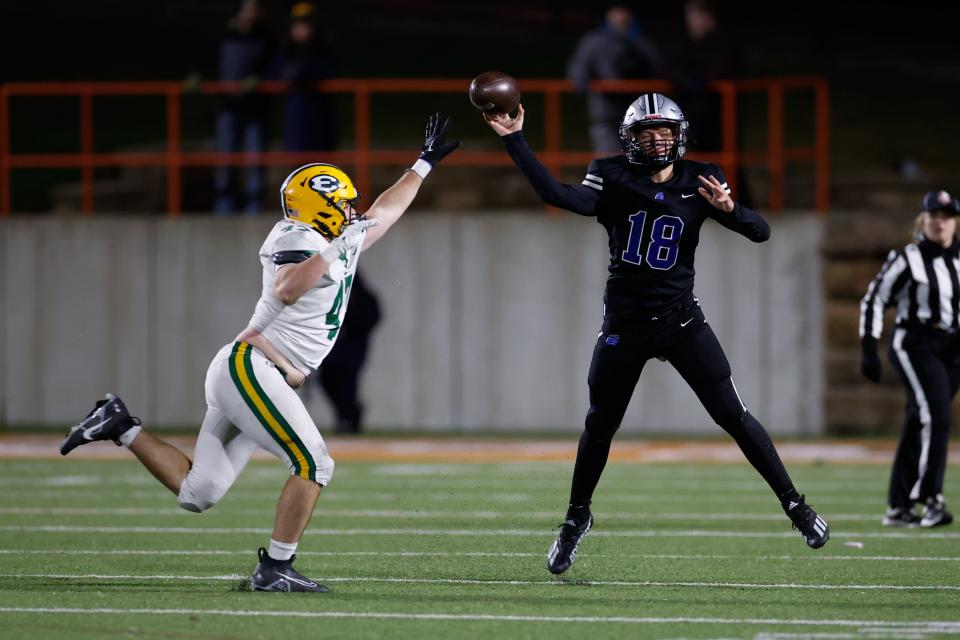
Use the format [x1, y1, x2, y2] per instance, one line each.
[484, 93, 829, 575]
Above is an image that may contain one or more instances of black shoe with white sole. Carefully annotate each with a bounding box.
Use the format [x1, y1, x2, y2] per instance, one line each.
[882, 506, 922, 527]
[921, 496, 954, 528]
[60, 393, 140, 456]
[784, 495, 829, 549]
[251, 548, 329, 593]
[546, 513, 593, 575]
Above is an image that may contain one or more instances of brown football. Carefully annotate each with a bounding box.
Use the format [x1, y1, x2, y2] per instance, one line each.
[468, 71, 520, 114]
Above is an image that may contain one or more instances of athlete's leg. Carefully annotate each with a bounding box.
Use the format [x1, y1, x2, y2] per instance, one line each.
[128, 430, 193, 495]
[568, 330, 646, 512]
[176, 406, 258, 512]
[665, 314, 828, 547]
[218, 342, 334, 525]
[272, 475, 323, 542]
[665, 315, 793, 496]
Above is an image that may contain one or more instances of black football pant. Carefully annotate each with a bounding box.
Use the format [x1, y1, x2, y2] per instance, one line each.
[887, 327, 960, 508]
[568, 304, 794, 508]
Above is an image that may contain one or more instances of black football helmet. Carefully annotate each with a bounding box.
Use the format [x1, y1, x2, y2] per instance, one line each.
[619, 93, 689, 167]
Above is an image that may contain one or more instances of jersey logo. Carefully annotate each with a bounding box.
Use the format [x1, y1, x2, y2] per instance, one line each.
[309, 175, 341, 194]
[605, 334, 621, 346]
[655, 192, 664, 200]
[681, 193, 696, 198]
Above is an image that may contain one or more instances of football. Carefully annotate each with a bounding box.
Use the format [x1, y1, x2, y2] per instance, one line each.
[468, 71, 521, 114]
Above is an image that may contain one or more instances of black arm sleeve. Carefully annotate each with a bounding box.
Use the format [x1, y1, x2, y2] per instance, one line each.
[703, 166, 770, 242]
[709, 202, 771, 243]
[501, 132, 600, 216]
[271, 250, 315, 266]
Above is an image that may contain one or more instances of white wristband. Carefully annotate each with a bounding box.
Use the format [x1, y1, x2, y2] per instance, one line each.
[410, 158, 432, 179]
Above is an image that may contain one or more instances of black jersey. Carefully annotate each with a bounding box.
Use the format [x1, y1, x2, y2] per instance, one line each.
[502, 132, 770, 324]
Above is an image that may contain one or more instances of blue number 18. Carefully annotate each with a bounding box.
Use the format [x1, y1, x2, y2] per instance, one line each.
[621, 211, 684, 270]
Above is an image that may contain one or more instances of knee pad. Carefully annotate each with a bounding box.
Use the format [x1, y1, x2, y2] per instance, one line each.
[289, 447, 335, 486]
[314, 452, 335, 486]
[704, 378, 747, 427]
[584, 406, 621, 441]
[177, 471, 228, 513]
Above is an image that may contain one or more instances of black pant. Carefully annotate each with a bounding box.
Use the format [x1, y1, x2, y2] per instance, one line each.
[887, 327, 960, 508]
[569, 303, 794, 507]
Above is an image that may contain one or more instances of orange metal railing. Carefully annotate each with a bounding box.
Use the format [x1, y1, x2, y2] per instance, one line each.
[0, 77, 829, 215]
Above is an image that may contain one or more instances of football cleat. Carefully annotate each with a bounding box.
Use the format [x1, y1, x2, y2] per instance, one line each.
[784, 495, 829, 549]
[882, 506, 922, 527]
[60, 393, 140, 456]
[920, 496, 954, 528]
[546, 513, 593, 575]
[251, 547, 329, 593]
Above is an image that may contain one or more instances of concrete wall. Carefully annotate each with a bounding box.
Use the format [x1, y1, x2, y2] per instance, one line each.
[0, 212, 823, 434]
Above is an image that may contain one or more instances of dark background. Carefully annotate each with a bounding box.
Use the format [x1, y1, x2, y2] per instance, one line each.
[2, 0, 958, 211]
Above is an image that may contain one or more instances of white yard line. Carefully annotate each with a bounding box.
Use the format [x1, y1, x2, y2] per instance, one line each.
[0, 548, 956, 562]
[0, 506, 894, 522]
[2, 525, 959, 540]
[2, 574, 959, 592]
[0, 606, 958, 630]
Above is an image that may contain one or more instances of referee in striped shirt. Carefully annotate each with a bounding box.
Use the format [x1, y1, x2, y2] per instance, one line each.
[860, 189, 960, 528]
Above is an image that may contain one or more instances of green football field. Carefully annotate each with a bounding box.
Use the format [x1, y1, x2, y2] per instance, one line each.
[1, 455, 958, 639]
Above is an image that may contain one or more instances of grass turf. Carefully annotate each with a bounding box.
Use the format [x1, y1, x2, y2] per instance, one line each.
[0, 456, 958, 639]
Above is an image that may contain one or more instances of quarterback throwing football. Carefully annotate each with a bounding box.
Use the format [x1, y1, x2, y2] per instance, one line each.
[61, 113, 460, 592]
[485, 94, 829, 575]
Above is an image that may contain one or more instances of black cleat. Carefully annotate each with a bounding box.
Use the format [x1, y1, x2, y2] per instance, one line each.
[60, 394, 140, 456]
[546, 513, 593, 575]
[784, 495, 829, 549]
[882, 506, 922, 527]
[921, 496, 954, 528]
[251, 548, 329, 593]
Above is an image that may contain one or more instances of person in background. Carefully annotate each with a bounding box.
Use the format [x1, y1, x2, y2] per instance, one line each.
[667, 0, 751, 207]
[567, 3, 661, 153]
[213, 0, 275, 214]
[271, 1, 337, 152]
[860, 190, 960, 528]
[318, 269, 381, 435]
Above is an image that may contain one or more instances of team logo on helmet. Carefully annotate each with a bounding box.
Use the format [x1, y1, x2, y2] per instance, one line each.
[938, 190, 952, 205]
[310, 175, 342, 194]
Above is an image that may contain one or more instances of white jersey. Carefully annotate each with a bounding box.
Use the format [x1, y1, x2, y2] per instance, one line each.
[247, 219, 363, 374]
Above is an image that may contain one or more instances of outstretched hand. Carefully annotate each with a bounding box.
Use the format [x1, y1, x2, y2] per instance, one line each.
[419, 112, 461, 167]
[697, 174, 735, 213]
[484, 103, 525, 136]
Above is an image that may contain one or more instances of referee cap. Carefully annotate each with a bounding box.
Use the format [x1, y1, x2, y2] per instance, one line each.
[921, 190, 960, 215]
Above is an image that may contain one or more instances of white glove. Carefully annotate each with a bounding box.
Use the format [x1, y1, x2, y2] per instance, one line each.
[320, 218, 379, 263]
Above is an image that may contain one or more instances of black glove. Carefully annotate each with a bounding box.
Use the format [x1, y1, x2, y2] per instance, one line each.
[860, 336, 882, 383]
[418, 112, 461, 167]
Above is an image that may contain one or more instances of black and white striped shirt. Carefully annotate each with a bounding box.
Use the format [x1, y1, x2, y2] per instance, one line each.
[860, 238, 960, 339]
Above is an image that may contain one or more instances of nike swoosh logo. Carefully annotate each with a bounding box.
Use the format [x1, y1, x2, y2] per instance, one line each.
[277, 571, 317, 588]
[680, 318, 694, 327]
[681, 193, 696, 198]
[83, 420, 109, 440]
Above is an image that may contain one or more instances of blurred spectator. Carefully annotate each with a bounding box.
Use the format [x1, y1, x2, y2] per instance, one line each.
[667, 0, 750, 205]
[213, 0, 275, 215]
[318, 270, 381, 434]
[567, 4, 661, 153]
[271, 1, 337, 152]
[668, 0, 742, 150]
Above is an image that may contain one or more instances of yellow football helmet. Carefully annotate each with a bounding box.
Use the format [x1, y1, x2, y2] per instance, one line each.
[280, 163, 360, 238]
